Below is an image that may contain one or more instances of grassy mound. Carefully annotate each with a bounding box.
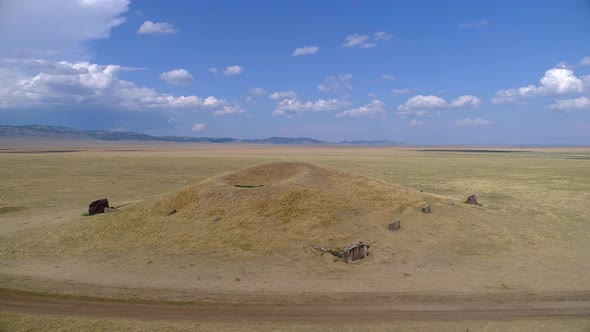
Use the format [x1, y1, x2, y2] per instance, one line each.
[13, 162, 435, 254]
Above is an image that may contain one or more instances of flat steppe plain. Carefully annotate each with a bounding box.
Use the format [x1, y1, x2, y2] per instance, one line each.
[0, 142, 589, 331]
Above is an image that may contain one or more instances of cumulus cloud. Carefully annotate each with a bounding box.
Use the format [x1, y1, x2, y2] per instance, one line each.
[492, 67, 587, 104]
[336, 100, 385, 119]
[548, 96, 590, 110]
[192, 123, 207, 131]
[580, 57, 590, 66]
[223, 65, 244, 76]
[137, 21, 177, 35]
[0, 58, 244, 116]
[293, 46, 319, 56]
[268, 91, 297, 99]
[410, 119, 424, 126]
[450, 95, 481, 107]
[397, 94, 481, 117]
[456, 118, 493, 126]
[380, 74, 395, 80]
[317, 74, 353, 93]
[391, 88, 412, 96]
[208, 67, 219, 75]
[398, 95, 447, 111]
[159, 69, 193, 85]
[458, 19, 488, 28]
[273, 98, 351, 117]
[0, 0, 129, 57]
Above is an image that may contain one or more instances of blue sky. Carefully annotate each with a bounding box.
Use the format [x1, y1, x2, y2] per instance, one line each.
[1, 0, 589, 144]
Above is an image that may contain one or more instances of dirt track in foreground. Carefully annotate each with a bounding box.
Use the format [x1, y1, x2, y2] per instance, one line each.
[1, 292, 589, 322]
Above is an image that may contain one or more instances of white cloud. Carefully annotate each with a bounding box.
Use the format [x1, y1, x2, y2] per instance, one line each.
[317, 74, 353, 93]
[342, 34, 372, 48]
[342, 31, 393, 49]
[245, 96, 255, 104]
[579, 57, 590, 66]
[458, 19, 488, 28]
[455, 118, 493, 126]
[398, 95, 447, 111]
[273, 98, 351, 117]
[248, 87, 266, 96]
[269, 91, 297, 99]
[374, 31, 392, 41]
[223, 65, 244, 76]
[391, 88, 412, 96]
[450, 95, 481, 107]
[137, 21, 177, 35]
[159, 69, 192, 85]
[0, 58, 244, 116]
[397, 94, 481, 117]
[192, 123, 206, 131]
[336, 100, 385, 119]
[410, 119, 424, 126]
[208, 67, 219, 75]
[492, 67, 586, 104]
[0, 0, 129, 57]
[548, 96, 590, 110]
[293, 46, 319, 56]
[380, 74, 395, 80]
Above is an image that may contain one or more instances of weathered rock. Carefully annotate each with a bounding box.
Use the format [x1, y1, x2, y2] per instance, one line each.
[167, 209, 177, 216]
[388, 220, 401, 231]
[88, 198, 109, 215]
[421, 204, 432, 213]
[465, 194, 478, 205]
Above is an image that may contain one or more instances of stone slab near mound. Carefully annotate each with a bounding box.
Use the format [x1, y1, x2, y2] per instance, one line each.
[44, 162, 432, 254]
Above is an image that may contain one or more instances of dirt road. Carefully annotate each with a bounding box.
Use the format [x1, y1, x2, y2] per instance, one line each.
[1, 292, 589, 322]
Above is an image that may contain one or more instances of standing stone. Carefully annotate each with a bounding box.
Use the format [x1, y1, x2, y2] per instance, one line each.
[465, 194, 478, 205]
[421, 205, 432, 213]
[88, 198, 109, 215]
[388, 220, 401, 231]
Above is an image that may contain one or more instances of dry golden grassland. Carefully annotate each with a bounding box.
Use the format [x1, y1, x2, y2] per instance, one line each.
[0, 145, 589, 298]
[1, 144, 590, 330]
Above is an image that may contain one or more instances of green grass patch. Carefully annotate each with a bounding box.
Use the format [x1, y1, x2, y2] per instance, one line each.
[234, 184, 264, 188]
[0, 206, 27, 214]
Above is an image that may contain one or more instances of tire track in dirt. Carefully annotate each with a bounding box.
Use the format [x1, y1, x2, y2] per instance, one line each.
[1, 292, 589, 322]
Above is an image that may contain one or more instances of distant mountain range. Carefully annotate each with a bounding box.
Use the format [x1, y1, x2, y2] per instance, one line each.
[0, 125, 407, 146]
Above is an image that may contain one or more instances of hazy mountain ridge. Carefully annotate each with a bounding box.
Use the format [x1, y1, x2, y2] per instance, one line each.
[0, 125, 407, 146]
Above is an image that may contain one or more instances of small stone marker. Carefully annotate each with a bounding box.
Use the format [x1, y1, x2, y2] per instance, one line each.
[421, 204, 432, 213]
[167, 209, 177, 216]
[465, 194, 478, 205]
[388, 220, 401, 231]
[88, 198, 109, 215]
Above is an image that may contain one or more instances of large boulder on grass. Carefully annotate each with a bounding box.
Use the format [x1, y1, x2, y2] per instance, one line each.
[88, 198, 109, 215]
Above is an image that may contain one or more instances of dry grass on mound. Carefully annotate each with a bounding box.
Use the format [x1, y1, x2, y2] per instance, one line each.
[6, 162, 440, 254]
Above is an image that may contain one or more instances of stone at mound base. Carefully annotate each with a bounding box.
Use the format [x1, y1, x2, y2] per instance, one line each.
[88, 198, 109, 215]
[388, 221, 401, 231]
[421, 205, 432, 213]
[465, 194, 478, 205]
